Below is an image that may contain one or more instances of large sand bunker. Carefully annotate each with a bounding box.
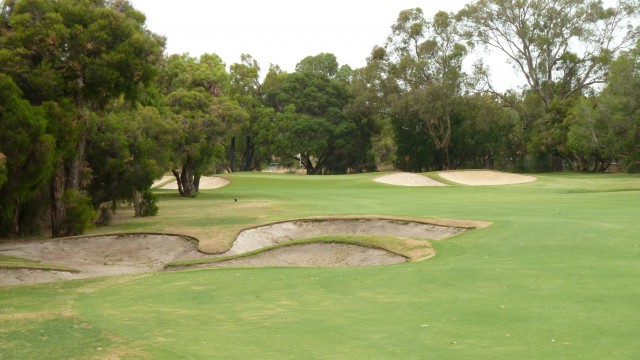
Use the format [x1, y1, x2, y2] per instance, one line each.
[0, 234, 206, 287]
[209, 243, 408, 268]
[0, 218, 485, 286]
[373, 172, 446, 187]
[438, 170, 536, 186]
[154, 176, 230, 190]
[225, 218, 466, 256]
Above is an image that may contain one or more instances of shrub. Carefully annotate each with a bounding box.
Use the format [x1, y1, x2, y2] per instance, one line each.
[138, 189, 159, 217]
[62, 189, 96, 235]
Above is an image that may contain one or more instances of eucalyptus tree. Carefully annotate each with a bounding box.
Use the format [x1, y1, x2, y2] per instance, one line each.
[384, 9, 470, 170]
[566, 40, 640, 172]
[227, 54, 274, 172]
[0, 0, 164, 236]
[158, 53, 248, 196]
[460, 0, 640, 108]
[0, 74, 55, 236]
[85, 104, 176, 216]
[264, 61, 375, 174]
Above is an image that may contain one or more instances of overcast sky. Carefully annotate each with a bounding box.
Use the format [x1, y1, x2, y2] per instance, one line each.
[129, 0, 523, 91]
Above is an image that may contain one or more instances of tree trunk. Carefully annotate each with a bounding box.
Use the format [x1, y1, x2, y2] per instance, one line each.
[194, 174, 201, 192]
[172, 164, 197, 196]
[50, 160, 67, 238]
[133, 191, 143, 217]
[228, 136, 237, 172]
[240, 135, 254, 171]
[50, 109, 88, 238]
[171, 169, 185, 196]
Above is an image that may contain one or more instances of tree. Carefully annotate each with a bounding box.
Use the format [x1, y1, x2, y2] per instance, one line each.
[0, 74, 55, 236]
[159, 53, 248, 195]
[226, 54, 273, 172]
[85, 104, 175, 215]
[460, 0, 640, 108]
[0, 0, 164, 236]
[385, 9, 470, 169]
[264, 66, 375, 174]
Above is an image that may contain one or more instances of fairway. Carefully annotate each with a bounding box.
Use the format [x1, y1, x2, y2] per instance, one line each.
[1, 172, 639, 359]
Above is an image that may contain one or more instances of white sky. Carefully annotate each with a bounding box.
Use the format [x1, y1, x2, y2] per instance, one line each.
[129, 0, 524, 91]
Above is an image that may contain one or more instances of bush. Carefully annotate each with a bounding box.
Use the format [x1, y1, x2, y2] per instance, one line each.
[138, 189, 159, 217]
[62, 189, 96, 235]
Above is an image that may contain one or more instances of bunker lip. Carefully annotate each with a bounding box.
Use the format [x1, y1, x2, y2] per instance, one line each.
[437, 170, 537, 186]
[224, 216, 474, 256]
[0, 216, 490, 286]
[154, 175, 230, 190]
[373, 172, 447, 187]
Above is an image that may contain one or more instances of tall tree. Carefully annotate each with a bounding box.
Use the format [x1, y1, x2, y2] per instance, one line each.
[264, 65, 375, 174]
[159, 53, 248, 195]
[227, 54, 273, 172]
[0, 74, 55, 236]
[0, 0, 164, 236]
[460, 0, 640, 108]
[385, 9, 470, 169]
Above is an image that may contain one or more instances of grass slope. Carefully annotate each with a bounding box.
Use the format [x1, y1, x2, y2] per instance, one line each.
[1, 172, 639, 359]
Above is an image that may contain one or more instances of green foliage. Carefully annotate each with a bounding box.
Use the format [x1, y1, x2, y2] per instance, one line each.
[265, 69, 375, 174]
[459, 0, 640, 107]
[86, 104, 175, 206]
[0, 74, 56, 236]
[62, 189, 96, 236]
[139, 188, 158, 217]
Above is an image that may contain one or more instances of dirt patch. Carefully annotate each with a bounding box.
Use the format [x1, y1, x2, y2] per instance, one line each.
[438, 170, 536, 186]
[373, 172, 447, 187]
[0, 234, 206, 287]
[207, 243, 408, 268]
[157, 176, 229, 190]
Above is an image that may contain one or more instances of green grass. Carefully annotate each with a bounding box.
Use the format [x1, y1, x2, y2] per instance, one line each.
[1, 172, 639, 359]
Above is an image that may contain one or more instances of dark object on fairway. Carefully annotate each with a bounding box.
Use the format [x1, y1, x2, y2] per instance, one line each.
[234, 198, 237, 202]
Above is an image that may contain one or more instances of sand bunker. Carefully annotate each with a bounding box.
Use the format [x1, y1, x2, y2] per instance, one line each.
[154, 176, 230, 190]
[374, 172, 446, 187]
[208, 243, 408, 268]
[224, 218, 466, 255]
[0, 218, 480, 286]
[0, 234, 206, 287]
[438, 170, 536, 186]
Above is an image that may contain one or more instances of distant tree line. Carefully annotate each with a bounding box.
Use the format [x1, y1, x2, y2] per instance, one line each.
[1, 0, 639, 237]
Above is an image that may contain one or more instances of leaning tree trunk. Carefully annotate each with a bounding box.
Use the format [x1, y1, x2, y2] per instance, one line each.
[172, 160, 197, 197]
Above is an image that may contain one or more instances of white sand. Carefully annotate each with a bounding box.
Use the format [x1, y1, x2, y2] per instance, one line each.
[225, 219, 465, 255]
[373, 172, 447, 187]
[438, 170, 536, 186]
[158, 176, 230, 190]
[0, 234, 207, 286]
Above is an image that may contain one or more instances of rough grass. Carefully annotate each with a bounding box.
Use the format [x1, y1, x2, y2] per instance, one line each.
[1, 172, 639, 359]
[0, 255, 79, 272]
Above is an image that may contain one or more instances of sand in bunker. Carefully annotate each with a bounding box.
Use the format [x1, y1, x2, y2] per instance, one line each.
[0, 234, 207, 287]
[210, 243, 407, 268]
[438, 170, 536, 186]
[225, 218, 466, 255]
[156, 176, 230, 190]
[373, 172, 446, 186]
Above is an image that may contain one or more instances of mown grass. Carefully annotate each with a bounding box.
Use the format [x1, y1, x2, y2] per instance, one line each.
[1, 171, 639, 359]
